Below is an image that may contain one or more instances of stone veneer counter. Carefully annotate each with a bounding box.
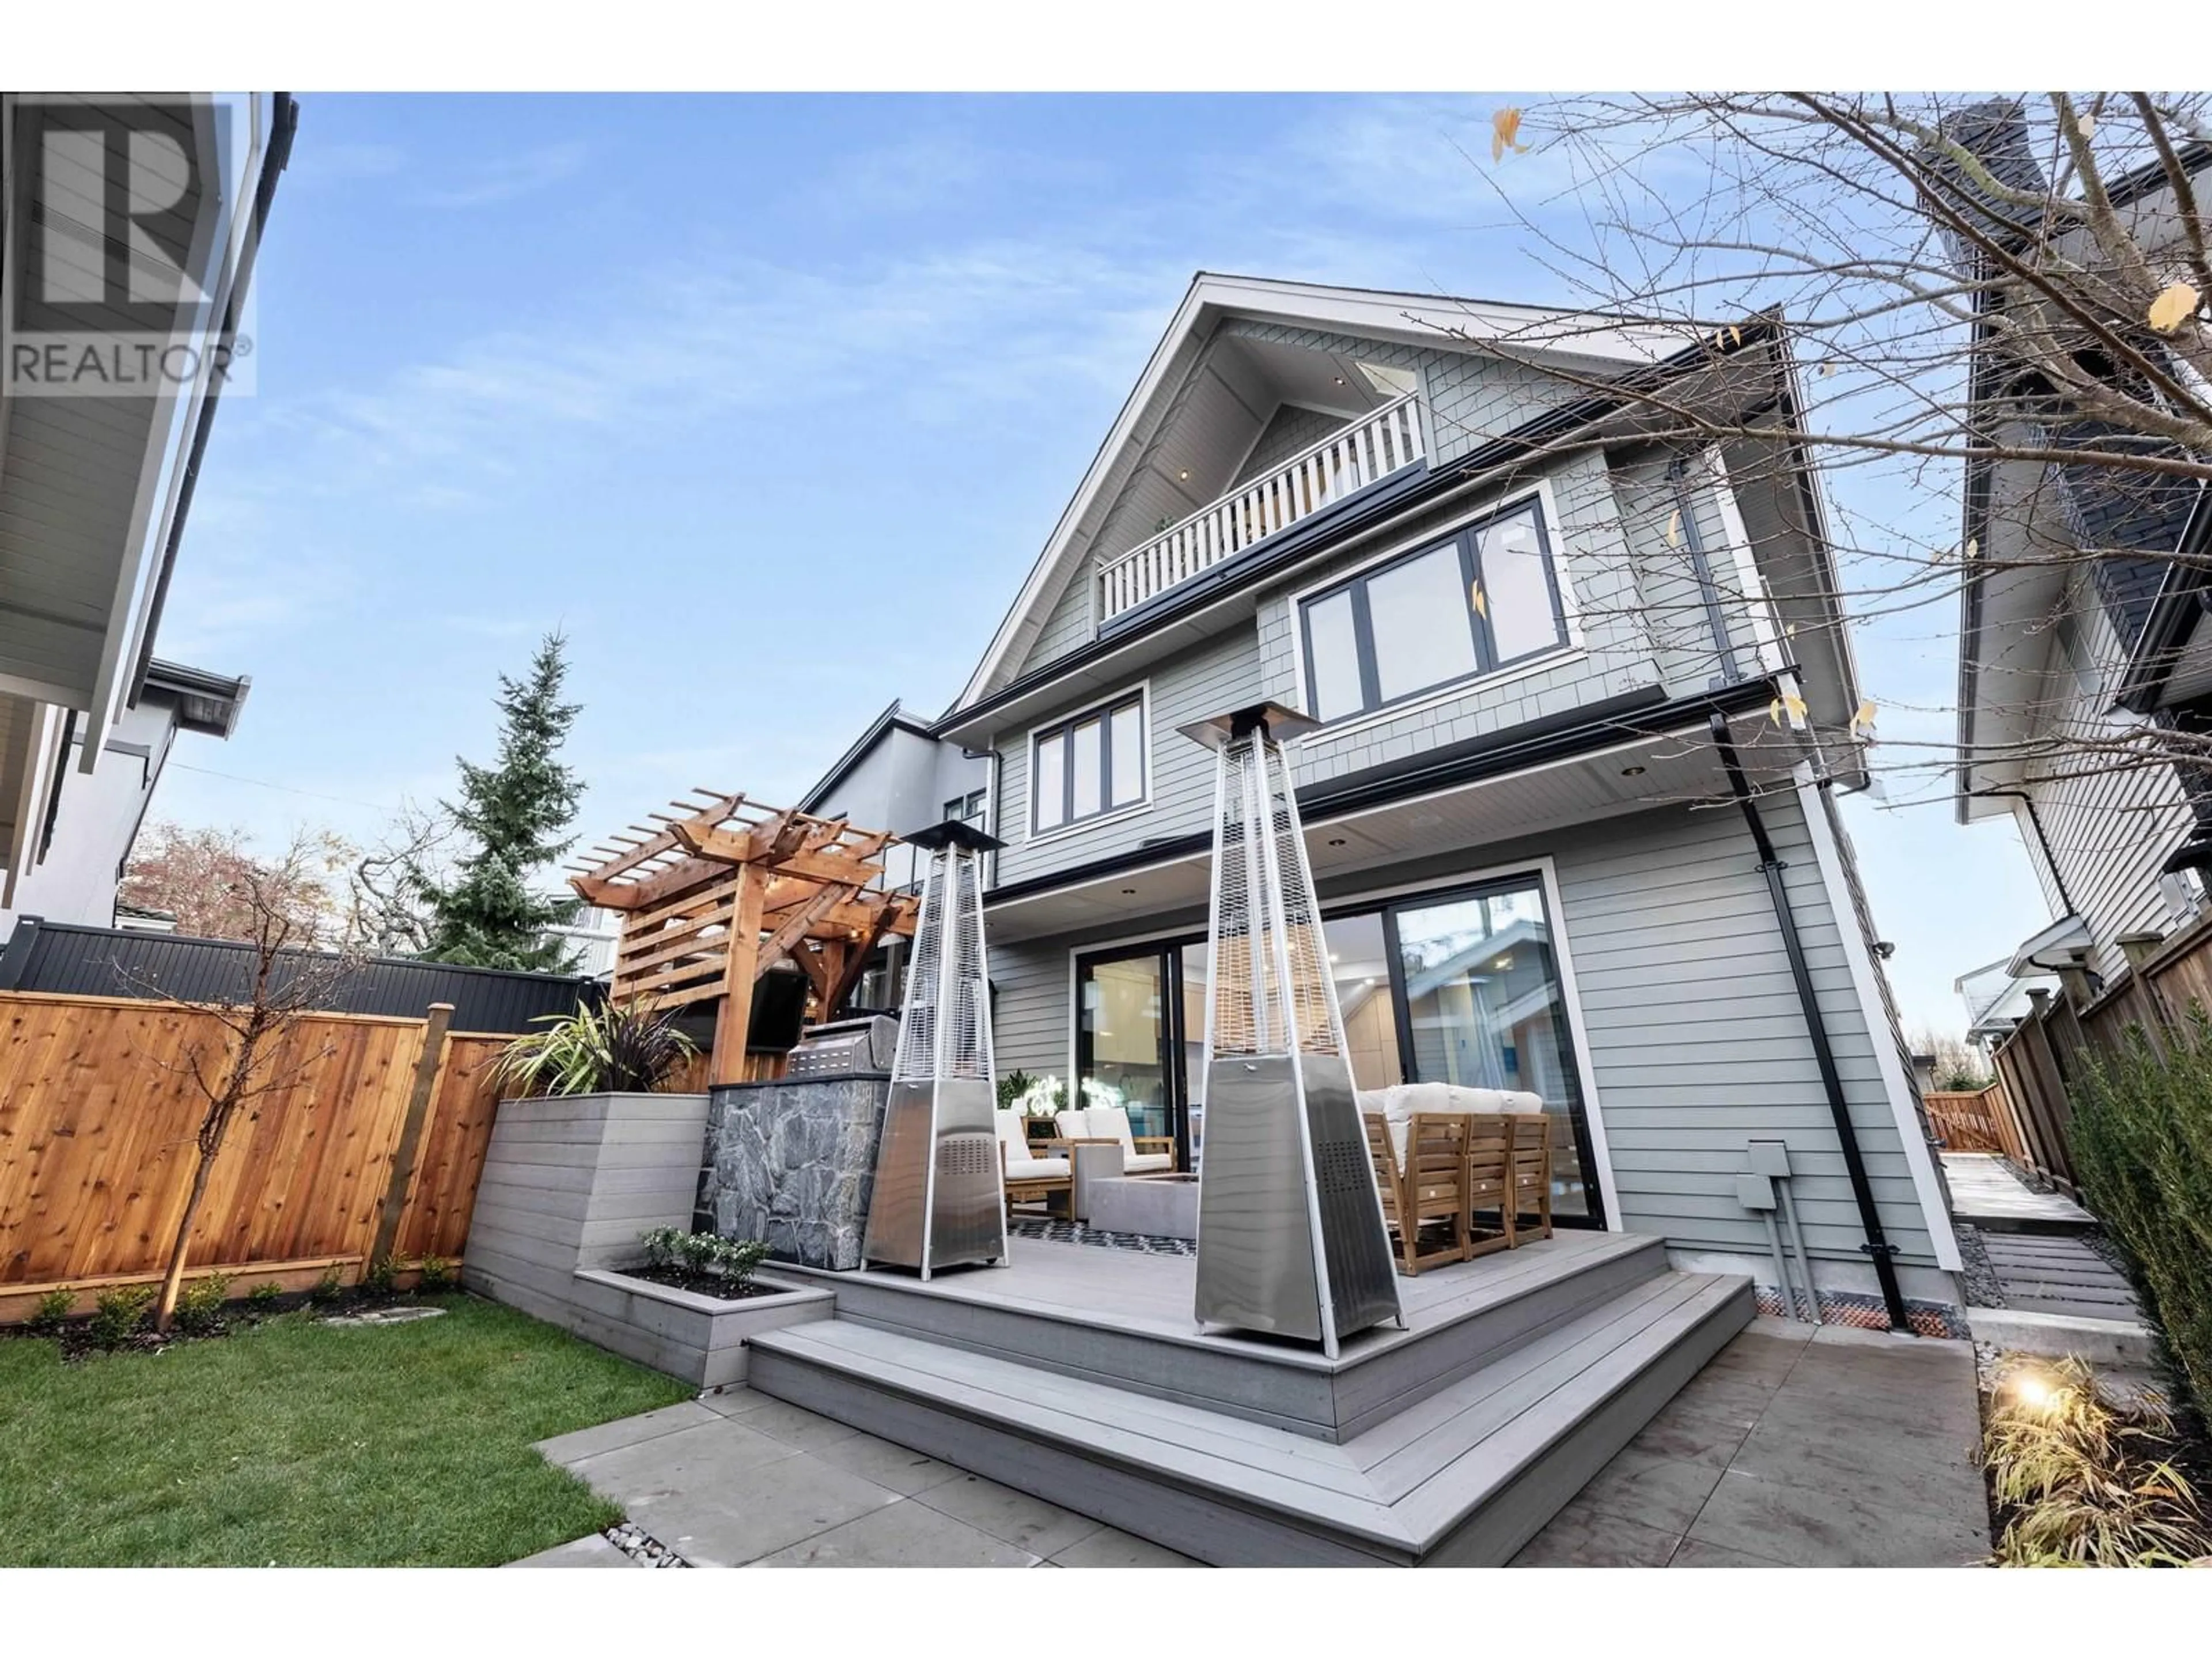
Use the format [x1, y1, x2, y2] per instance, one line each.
[704, 1074, 892, 1271]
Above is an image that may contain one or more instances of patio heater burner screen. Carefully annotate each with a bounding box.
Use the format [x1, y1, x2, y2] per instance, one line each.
[863, 820, 1007, 1278]
[1181, 703, 1400, 1354]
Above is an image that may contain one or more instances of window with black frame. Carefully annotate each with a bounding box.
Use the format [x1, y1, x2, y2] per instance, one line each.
[1031, 692, 1145, 834]
[1300, 499, 1569, 724]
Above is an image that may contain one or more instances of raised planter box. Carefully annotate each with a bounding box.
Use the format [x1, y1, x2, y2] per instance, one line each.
[565, 1268, 832, 1387]
[463, 1090, 832, 1384]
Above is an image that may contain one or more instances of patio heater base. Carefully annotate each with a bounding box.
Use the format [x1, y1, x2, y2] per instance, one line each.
[1194, 1053, 1400, 1345]
[862, 1077, 1003, 1274]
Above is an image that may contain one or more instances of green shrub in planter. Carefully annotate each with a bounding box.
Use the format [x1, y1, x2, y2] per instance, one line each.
[2072, 1019, 2212, 1417]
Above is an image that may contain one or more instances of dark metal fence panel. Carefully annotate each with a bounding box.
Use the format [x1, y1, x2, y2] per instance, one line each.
[0, 918, 597, 1034]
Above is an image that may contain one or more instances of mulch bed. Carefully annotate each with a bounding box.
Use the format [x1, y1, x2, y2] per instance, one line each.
[613, 1264, 780, 1301]
[10, 1287, 455, 1362]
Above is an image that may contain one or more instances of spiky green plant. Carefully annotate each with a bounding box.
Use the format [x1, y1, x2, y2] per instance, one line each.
[493, 1000, 698, 1098]
[1984, 1354, 2210, 1566]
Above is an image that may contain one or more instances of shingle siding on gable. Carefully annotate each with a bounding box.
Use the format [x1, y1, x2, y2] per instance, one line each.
[1252, 448, 1662, 785]
[1230, 403, 1349, 488]
[1608, 449, 1767, 694]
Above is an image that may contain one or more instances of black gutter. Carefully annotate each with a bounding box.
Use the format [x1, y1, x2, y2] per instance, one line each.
[1711, 712, 1912, 1334]
[128, 92, 298, 706]
[937, 319, 1786, 739]
[984, 679, 1777, 908]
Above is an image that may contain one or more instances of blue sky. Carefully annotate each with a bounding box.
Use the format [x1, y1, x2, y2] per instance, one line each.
[152, 92, 2047, 1033]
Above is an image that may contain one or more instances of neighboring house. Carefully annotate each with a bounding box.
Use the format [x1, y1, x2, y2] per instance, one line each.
[831, 272, 1960, 1321]
[4, 659, 249, 929]
[1950, 106, 2212, 999]
[1953, 953, 2059, 1051]
[0, 92, 296, 933]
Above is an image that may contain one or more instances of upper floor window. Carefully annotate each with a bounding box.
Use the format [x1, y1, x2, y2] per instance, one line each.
[944, 789, 987, 829]
[1032, 692, 1145, 834]
[1299, 499, 1568, 724]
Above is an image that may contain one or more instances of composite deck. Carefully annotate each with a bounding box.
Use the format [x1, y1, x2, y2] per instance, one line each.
[749, 1233, 1752, 1565]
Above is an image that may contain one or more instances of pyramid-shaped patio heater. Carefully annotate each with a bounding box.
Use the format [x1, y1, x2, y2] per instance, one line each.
[1181, 703, 1402, 1355]
[863, 819, 1009, 1278]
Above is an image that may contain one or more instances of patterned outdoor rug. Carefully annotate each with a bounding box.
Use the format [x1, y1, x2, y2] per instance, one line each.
[1008, 1216, 1196, 1257]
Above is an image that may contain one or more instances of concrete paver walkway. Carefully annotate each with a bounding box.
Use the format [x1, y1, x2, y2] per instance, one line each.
[1509, 1317, 1991, 1568]
[507, 1315, 1990, 1569]
[516, 1389, 1199, 1568]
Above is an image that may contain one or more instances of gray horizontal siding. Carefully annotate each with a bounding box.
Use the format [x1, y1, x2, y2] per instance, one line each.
[981, 794, 1940, 1271]
[2019, 585, 2192, 982]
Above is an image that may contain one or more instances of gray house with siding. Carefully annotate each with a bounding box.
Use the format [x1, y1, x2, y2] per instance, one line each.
[849, 274, 1960, 1322]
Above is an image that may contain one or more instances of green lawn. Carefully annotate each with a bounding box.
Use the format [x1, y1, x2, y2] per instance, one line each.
[0, 1296, 692, 1566]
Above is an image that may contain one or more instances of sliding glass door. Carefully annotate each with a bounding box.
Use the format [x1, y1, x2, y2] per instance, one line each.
[1071, 868, 1601, 1221]
[1389, 878, 1597, 1220]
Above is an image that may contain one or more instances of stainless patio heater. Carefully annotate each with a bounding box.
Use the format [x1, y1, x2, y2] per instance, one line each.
[862, 819, 1009, 1278]
[1180, 702, 1401, 1355]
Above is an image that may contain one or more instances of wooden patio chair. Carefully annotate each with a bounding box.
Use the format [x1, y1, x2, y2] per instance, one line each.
[1506, 1112, 1555, 1244]
[1461, 1113, 1515, 1258]
[1363, 1112, 1405, 1254]
[1395, 1112, 1476, 1275]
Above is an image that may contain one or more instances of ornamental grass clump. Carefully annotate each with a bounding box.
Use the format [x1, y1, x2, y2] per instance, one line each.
[2071, 1018, 2212, 1418]
[493, 1000, 698, 1098]
[1983, 1355, 2209, 1567]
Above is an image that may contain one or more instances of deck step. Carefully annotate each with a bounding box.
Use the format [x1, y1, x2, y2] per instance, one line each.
[771, 1230, 1669, 1442]
[746, 1268, 1752, 1566]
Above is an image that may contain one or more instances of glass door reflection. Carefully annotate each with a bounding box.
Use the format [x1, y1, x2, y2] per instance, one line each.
[1077, 950, 1175, 1153]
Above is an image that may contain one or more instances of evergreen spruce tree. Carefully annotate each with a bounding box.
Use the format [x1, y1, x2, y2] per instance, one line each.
[416, 631, 585, 972]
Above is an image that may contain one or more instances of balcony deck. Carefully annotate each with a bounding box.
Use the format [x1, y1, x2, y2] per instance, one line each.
[1094, 392, 1427, 626]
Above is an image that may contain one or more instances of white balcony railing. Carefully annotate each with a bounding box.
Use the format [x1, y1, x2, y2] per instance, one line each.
[1096, 393, 1427, 624]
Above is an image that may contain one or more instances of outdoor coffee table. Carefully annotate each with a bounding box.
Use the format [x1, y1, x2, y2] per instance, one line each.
[1069, 1141, 1124, 1221]
[1086, 1172, 1200, 1241]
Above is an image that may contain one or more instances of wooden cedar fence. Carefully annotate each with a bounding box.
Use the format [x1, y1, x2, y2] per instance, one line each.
[1988, 907, 2212, 1198]
[0, 990, 516, 1321]
[1922, 1086, 2019, 1158]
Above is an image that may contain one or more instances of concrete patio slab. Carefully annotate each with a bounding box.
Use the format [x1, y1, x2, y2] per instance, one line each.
[533, 1399, 722, 1465]
[750, 1499, 1041, 1567]
[1511, 1317, 1993, 1569]
[502, 1534, 641, 1569]
[1048, 1527, 1203, 1568]
[912, 1473, 1105, 1559]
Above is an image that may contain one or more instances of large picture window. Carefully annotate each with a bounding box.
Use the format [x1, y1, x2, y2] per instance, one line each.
[1031, 692, 1146, 834]
[1298, 499, 1569, 724]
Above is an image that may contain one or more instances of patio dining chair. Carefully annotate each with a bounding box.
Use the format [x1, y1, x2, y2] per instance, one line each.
[1461, 1113, 1515, 1258]
[1506, 1112, 1555, 1244]
[1394, 1112, 1478, 1275]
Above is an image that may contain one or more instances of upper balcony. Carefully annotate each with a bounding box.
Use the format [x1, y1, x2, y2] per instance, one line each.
[1094, 393, 1429, 628]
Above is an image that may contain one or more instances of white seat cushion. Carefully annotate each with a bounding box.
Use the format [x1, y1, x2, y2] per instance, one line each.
[1004, 1154, 1069, 1179]
[1123, 1153, 1175, 1175]
[1054, 1108, 1094, 1143]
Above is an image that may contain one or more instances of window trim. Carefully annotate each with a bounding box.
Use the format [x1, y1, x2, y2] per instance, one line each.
[1025, 684, 1151, 840]
[1290, 480, 1580, 729]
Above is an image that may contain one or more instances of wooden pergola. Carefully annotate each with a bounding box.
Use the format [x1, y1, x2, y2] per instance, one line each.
[565, 791, 918, 1086]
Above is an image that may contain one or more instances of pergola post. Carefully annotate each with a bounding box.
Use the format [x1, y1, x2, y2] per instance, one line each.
[711, 863, 766, 1086]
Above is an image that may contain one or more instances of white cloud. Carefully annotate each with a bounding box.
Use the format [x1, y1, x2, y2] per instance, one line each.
[415, 140, 590, 209]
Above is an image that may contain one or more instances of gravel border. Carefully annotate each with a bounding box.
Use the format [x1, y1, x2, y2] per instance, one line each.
[604, 1521, 690, 1567]
[1954, 1221, 2006, 1309]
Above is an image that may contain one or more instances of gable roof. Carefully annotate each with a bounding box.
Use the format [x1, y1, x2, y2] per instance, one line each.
[950, 272, 1703, 713]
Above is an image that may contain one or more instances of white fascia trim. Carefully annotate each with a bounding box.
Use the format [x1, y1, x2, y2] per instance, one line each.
[1794, 768, 1963, 1272]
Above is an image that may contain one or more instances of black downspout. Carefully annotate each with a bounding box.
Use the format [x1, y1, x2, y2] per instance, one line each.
[1710, 713, 1914, 1334]
[128, 92, 298, 705]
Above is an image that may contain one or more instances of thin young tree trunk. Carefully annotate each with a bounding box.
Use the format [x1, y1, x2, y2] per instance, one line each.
[153, 1152, 218, 1334]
